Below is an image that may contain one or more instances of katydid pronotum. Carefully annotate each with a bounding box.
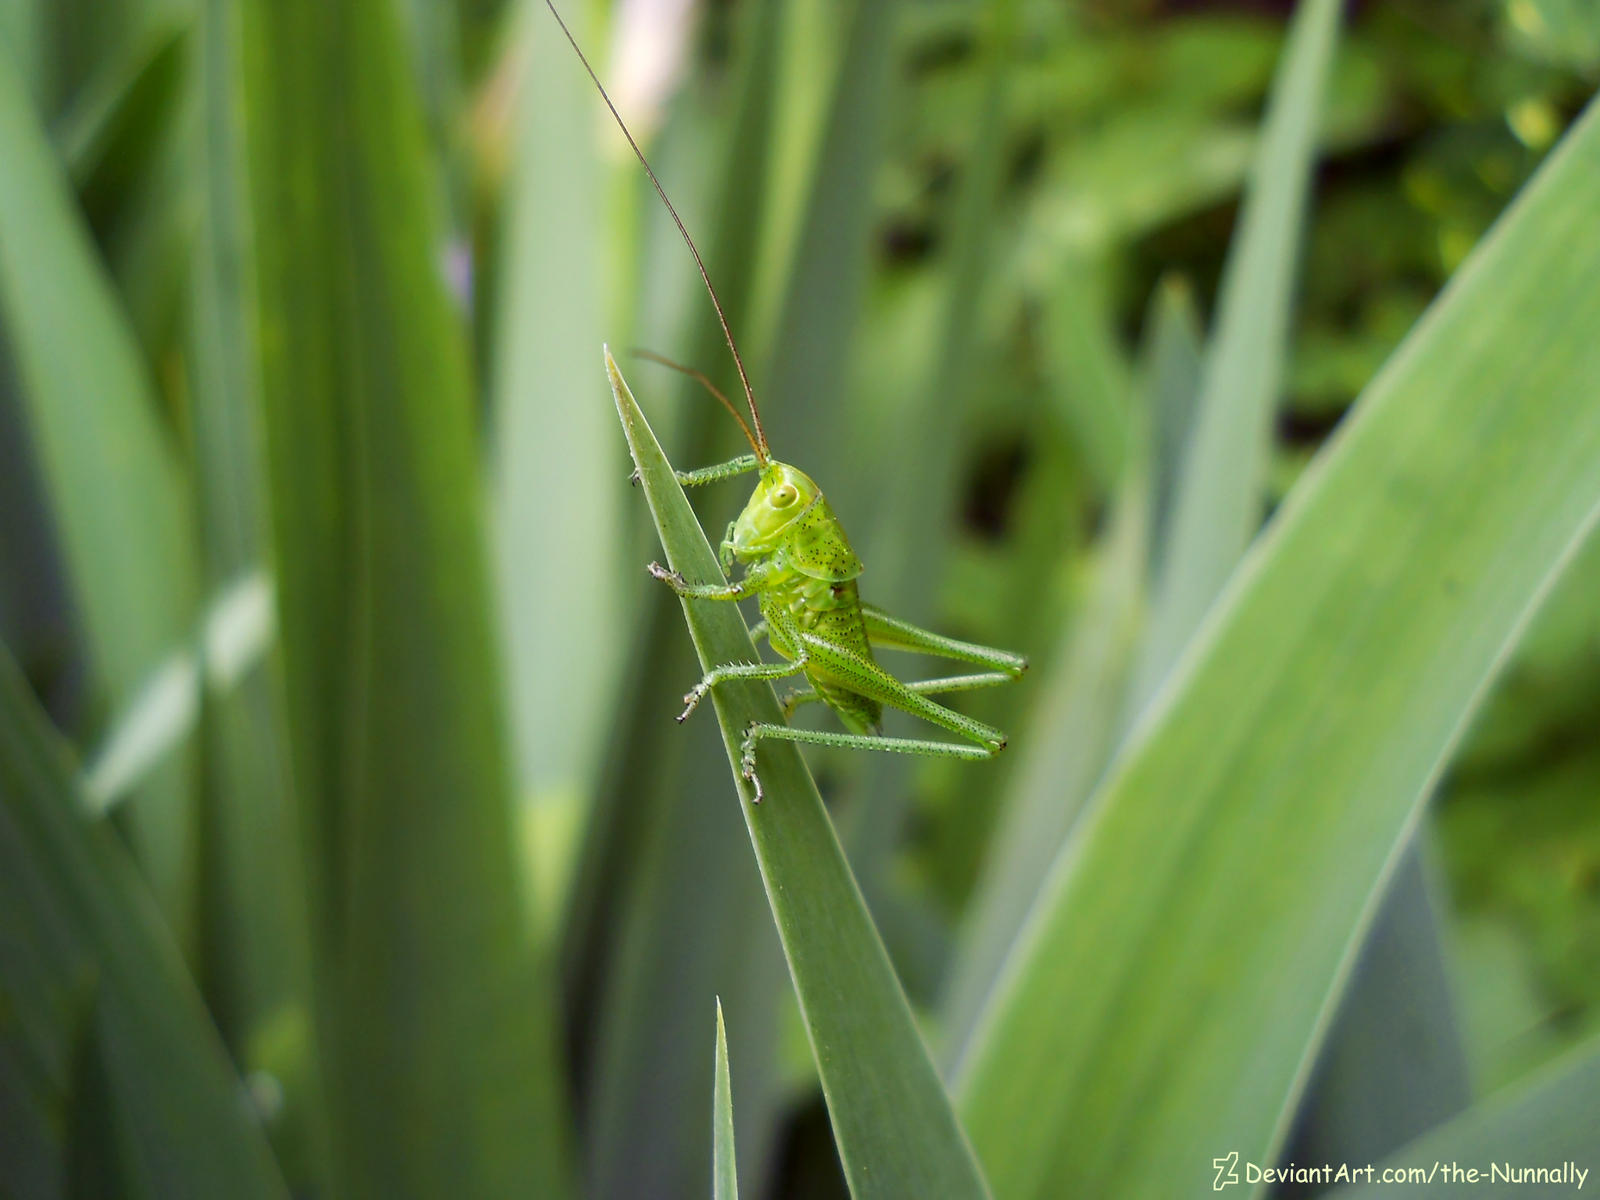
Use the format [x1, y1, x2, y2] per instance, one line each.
[546, 1, 1027, 802]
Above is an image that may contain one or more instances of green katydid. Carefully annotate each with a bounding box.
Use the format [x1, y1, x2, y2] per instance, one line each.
[546, 1, 1026, 802]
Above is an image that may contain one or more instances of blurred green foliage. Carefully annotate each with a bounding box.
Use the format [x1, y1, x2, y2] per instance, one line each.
[1, 0, 1597, 1197]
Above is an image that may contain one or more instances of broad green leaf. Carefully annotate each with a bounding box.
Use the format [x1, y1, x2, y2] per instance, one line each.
[713, 999, 738, 1200]
[230, 0, 572, 1194]
[0, 32, 197, 922]
[610, 351, 992, 1200]
[1354, 1034, 1600, 1196]
[0, 647, 288, 1199]
[955, 92, 1600, 1200]
[1128, 0, 1341, 716]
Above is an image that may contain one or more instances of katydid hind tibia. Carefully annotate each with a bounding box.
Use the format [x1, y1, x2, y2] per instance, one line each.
[546, 0, 1027, 802]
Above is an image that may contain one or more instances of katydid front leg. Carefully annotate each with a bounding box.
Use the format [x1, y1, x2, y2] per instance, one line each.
[646, 558, 772, 601]
[630, 453, 761, 488]
[648, 559, 783, 719]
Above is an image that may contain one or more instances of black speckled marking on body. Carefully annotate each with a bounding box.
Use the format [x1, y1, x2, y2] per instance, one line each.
[782, 498, 863, 582]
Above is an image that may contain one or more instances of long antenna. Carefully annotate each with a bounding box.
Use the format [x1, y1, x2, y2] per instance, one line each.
[543, 0, 769, 462]
[631, 348, 760, 456]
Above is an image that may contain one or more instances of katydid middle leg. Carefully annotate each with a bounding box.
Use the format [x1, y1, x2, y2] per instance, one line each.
[780, 671, 1009, 720]
[861, 604, 1028, 677]
[649, 561, 796, 719]
[677, 647, 809, 723]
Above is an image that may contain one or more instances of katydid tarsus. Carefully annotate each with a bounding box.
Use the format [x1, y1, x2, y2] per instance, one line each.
[545, 1, 1027, 802]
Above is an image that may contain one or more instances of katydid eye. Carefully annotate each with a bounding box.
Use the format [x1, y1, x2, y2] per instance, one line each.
[771, 483, 799, 508]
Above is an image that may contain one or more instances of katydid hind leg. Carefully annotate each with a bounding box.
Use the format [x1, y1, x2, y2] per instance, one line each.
[861, 604, 1028, 676]
[800, 634, 1009, 751]
[738, 722, 997, 803]
[779, 671, 1002, 724]
[903, 671, 1017, 696]
[738, 635, 1012, 801]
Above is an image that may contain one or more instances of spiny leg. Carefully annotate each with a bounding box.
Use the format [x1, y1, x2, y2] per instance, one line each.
[741, 635, 1010, 802]
[650, 559, 789, 718]
[903, 671, 1017, 696]
[802, 635, 1008, 748]
[779, 671, 1007, 721]
[862, 604, 1028, 676]
[675, 454, 761, 486]
[678, 648, 808, 722]
[648, 558, 771, 601]
[739, 723, 994, 803]
[631, 453, 760, 488]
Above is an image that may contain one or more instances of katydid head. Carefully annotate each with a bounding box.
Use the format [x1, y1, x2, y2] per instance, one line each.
[726, 463, 821, 561]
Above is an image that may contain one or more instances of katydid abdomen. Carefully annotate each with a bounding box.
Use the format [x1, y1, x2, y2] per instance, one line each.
[760, 573, 884, 736]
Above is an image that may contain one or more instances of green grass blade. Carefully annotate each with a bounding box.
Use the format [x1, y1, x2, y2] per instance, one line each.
[1128, 0, 1341, 715]
[0, 648, 288, 1198]
[609, 351, 992, 1200]
[232, 0, 572, 1194]
[713, 999, 738, 1200]
[955, 93, 1600, 1200]
[1141, 276, 1204, 580]
[1036, 253, 1135, 494]
[0, 33, 197, 922]
[1356, 1036, 1600, 1196]
[185, 0, 327, 1184]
